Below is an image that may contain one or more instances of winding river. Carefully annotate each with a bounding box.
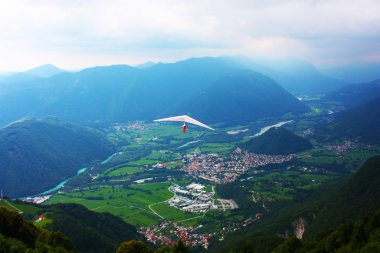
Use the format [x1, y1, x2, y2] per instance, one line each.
[39, 167, 88, 195]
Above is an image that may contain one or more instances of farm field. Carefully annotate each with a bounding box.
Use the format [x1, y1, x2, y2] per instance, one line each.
[105, 166, 142, 177]
[247, 169, 340, 201]
[46, 182, 183, 226]
[0, 199, 41, 215]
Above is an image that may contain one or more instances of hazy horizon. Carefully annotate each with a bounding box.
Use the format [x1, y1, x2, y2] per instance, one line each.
[1, 0, 380, 72]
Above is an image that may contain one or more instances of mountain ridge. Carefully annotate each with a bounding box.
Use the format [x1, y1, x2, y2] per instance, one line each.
[0, 57, 312, 126]
[24, 64, 65, 78]
[167, 69, 308, 124]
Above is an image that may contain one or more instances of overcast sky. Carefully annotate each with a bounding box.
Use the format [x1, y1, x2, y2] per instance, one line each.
[0, 0, 379, 71]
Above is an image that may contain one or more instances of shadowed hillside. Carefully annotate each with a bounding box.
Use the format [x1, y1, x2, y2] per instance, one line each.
[326, 78, 380, 108]
[0, 118, 116, 197]
[240, 127, 312, 155]
[215, 155, 380, 252]
[171, 70, 308, 124]
[46, 204, 140, 253]
[327, 96, 380, 144]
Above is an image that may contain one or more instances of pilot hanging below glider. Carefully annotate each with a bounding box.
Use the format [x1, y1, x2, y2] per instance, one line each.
[153, 115, 214, 133]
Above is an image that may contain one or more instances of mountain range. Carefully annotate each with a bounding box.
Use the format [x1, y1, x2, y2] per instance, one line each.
[0, 56, 348, 127]
[254, 58, 347, 94]
[326, 78, 380, 108]
[0, 64, 64, 83]
[0, 118, 115, 198]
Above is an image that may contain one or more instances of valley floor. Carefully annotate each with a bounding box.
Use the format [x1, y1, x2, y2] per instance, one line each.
[21, 115, 380, 249]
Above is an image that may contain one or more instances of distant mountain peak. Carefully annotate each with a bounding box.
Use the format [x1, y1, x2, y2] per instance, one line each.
[25, 64, 65, 78]
[136, 61, 157, 69]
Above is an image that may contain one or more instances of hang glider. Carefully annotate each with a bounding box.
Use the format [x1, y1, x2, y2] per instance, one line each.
[153, 115, 214, 133]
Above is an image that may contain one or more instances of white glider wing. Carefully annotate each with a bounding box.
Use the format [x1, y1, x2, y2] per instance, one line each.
[154, 115, 214, 131]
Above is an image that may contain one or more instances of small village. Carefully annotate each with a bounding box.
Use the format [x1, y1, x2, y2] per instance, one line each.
[138, 213, 262, 249]
[181, 148, 295, 183]
[326, 140, 355, 155]
[139, 221, 212, 249]
[136, 148, 295, 248]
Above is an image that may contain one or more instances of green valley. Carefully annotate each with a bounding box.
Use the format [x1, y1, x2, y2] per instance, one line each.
[23, 115, 376, 250]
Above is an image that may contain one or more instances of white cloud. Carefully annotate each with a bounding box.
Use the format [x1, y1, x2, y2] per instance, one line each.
[0, 0, 379, 71]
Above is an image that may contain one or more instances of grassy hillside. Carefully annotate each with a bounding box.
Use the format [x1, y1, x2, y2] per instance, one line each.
[0, 118, 116, 197]
[240, 127, 313, 155]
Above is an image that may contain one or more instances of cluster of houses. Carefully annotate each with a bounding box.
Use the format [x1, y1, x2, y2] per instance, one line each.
[181, 148, 295, 184]
[303, 128, 314, 136]
[139, 221, 214, 249]
[326, 140, 355, 155]
[139, 212, 265, 249]
[24, 195, 51, 204]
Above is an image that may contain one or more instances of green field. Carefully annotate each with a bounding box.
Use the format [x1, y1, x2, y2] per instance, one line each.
[247, 169, 339, 201]
[144, 150, 174, 160]
[108, 124, 204, 148]
[34, 218, 53, 227]
[197, 142, 236, 155]
[151, 202, 200, 221]
[46, 182, 183, 226]
[0, 199, 41, 215]
[106, 166, 142, 177]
